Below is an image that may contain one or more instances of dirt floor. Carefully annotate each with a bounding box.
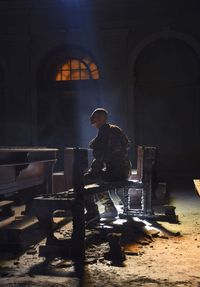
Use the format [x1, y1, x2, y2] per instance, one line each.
[0, 182, 200, 287]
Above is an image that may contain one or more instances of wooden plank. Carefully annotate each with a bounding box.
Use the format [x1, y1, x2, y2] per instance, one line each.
[0, 216, 70, 251]
[0, 200, 13, 208]
[193, 179, 200, 196]
[83, 180, 143, 195]
[130, 146, 144, 181]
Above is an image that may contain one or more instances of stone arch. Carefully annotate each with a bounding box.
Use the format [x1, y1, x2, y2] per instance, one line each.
[129, 31, 200, 76]
[128, 31, 200, 179]
[127, 31, 200, 111]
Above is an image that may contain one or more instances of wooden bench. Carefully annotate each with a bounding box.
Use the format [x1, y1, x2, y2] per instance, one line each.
[32, 146, 177, 262]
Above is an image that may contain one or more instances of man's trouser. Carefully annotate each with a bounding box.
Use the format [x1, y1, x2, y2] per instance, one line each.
[84, 172, 115, 217]
[84, 170, 130, 217]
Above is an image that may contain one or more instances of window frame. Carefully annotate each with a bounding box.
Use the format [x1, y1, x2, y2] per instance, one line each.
[54, 57, 100, 82]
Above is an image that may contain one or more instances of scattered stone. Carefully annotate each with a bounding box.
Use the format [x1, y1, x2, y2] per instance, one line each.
[159, 235, 169, 239]
[136, 240, 150, 245]
[29, 245, 35, 249]
[143, 227, 160, 238]
[85, 257, 97, 264]
[0, 271, 9, 277]
[98, 257, 104, 262]
[51, 259, 62, 266]
[26, 248, 37, 255]
[56, 261, 73, 268]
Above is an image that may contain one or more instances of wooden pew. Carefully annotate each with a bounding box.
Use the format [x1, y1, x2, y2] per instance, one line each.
[32, 146, 177, 262]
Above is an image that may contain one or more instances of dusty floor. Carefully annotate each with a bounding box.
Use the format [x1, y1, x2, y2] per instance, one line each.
[0, 183, 200, 287]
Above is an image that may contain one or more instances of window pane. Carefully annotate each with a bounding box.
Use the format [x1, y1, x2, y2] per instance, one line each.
[62, 70, 71, 80]
[81, 70, 90, 80]
[91, 70, 100, 79]
[71, 60, 80, 70]
[62, 62, 70, 70]
[55, 72, 62, 81]
[72, 70, 81, 80]
[80, 62, 87, 69]
[89, 62, 97, 71]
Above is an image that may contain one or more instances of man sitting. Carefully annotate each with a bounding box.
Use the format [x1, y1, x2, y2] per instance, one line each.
[84, 108, 131, 224]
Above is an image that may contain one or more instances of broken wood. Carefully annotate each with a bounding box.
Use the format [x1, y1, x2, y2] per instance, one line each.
[193, 179, 200, 196]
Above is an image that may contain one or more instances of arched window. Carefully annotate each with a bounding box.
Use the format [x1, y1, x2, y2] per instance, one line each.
[55, 57, 100, 81]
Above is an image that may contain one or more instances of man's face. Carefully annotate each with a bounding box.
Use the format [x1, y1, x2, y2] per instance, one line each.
[90, 113, 106, 129]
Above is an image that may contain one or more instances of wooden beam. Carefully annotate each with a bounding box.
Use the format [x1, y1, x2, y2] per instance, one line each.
[193, 179, 200, 196]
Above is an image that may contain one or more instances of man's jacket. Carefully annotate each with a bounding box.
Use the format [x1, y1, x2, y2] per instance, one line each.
[89, 123, 131, 181]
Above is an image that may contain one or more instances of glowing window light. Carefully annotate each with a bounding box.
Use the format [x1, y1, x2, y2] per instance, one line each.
[55, 58, 100, 81]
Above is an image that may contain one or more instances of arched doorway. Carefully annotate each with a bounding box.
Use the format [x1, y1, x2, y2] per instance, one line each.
[37, 46, 101, 170]
[133, 38, 200, 179]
